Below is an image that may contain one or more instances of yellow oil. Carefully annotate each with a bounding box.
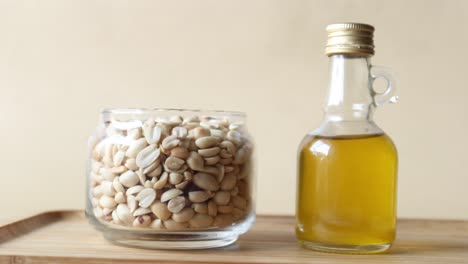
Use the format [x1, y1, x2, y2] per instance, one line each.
[296, 133, 397, 248]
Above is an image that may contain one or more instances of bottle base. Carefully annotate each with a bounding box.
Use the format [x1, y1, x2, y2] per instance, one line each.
[299, 240, 392, 254]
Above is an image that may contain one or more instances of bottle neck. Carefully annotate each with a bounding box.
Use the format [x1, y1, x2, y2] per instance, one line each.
[324, 55, 374, 122]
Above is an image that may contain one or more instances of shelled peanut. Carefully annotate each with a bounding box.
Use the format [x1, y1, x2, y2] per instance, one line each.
[89, 115, 253, 230]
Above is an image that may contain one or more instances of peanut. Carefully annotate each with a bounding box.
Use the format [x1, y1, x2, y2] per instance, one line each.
[150, 201, 172, 221]
[193, 172, 219, 191]
[172, 208, 195, 223]
[168, 196, 186, 213]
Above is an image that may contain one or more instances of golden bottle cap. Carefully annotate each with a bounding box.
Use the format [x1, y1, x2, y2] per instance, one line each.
[325, 22, 375, 57]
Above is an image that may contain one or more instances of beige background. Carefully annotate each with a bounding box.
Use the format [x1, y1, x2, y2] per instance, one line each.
[0, 0, 467, 221]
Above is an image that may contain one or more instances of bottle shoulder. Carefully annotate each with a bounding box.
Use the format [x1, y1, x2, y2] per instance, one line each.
[299, 132, 397, 157]
[310, 119, 384, 138]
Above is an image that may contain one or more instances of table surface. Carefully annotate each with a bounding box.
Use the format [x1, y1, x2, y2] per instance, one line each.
[1, 210, 468, 264]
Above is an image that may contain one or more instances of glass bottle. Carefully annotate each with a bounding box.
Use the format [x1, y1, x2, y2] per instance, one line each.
[296, 23, 398, 254]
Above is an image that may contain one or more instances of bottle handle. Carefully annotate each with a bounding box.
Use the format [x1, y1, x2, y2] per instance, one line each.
[370, 65, 399, 107]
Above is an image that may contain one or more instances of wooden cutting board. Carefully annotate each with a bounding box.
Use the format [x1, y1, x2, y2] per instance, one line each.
[0, 210, 467, 263]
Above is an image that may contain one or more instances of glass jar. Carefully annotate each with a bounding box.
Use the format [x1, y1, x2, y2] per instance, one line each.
[86, 108, 255, 249]
[296, 23, 398, 254]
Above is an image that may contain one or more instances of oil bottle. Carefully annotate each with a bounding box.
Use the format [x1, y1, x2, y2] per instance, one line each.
[296, 23, 398, 254]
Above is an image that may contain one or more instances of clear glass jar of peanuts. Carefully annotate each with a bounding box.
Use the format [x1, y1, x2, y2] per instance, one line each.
[86, 109, 255, 249]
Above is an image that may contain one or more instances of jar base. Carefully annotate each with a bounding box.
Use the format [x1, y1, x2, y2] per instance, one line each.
[87, 210, 255, 250]
[299, 240, 392, 254]
[104, 232, 238, 249]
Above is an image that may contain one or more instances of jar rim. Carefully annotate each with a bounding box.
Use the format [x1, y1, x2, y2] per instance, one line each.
[101, 108, 246, 117]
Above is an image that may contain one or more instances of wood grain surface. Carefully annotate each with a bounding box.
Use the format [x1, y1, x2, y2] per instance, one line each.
[0, 211, 467, 264]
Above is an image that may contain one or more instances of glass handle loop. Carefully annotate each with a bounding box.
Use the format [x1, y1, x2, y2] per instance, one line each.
[371, 65, 398, 107]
